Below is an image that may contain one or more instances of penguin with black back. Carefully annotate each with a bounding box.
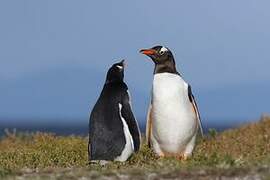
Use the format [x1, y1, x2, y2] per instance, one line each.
[140, 46, 203, 160]
[89, 60, 141, 163]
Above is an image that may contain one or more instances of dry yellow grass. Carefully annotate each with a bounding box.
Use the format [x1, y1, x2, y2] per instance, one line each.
[0, 116, 269, 178]
[193, 115, 270, 166]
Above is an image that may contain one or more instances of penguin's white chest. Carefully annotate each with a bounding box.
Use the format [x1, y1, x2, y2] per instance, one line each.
[152, 73, 197, 153]
[114, 103, 134, 162]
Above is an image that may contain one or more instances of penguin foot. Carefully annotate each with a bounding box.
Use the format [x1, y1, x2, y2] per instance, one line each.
[176, 154, 189, 161]
[157, 152, 165, 158]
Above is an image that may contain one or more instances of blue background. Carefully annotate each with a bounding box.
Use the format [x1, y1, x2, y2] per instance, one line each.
[0, 1, 269, 134]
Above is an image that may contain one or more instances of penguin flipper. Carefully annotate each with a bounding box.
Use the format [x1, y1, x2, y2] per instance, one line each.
[120, 90, 141, 152]
[146, 103, 153, 147]
[188, 85, 204, 137]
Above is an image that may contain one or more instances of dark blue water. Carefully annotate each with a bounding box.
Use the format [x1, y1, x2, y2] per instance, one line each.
[0, 121, 238, 137]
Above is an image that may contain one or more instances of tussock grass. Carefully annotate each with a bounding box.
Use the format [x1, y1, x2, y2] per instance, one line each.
[0, 132, 88, 175]
[0, 116, 269, 177]
[193, 115, 270, 167]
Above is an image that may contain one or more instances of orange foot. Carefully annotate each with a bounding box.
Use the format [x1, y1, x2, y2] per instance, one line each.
[157, 151, 165, 158]
[176, 154, 189, 161]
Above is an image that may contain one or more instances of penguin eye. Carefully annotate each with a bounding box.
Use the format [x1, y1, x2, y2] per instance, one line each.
[159, 47, 168, 55]
[159, 50, 165, 55]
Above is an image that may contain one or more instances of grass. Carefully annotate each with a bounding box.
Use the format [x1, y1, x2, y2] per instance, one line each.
[0, 116, 269, 179]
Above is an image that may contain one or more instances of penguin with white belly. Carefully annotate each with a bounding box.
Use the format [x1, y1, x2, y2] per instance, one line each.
[88, 60, 141, 162]
[140, 46, 203, 160]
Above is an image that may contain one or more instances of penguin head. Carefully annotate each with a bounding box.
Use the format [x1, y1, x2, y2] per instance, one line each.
[106, 60, 125, 83]
[140, 45, 178, 74]
[139, 45, 175, 65]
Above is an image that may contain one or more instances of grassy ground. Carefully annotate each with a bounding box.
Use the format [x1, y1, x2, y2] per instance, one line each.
[0, 116, 269, 179]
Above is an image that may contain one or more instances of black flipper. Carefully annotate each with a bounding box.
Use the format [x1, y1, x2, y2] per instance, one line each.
[120, 90, 141, 152]
[188, 85, 204, 136]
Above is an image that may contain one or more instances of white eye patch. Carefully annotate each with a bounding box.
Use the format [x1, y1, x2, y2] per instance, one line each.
[116, 65, 123, 70]
[160, 47, 168, 53]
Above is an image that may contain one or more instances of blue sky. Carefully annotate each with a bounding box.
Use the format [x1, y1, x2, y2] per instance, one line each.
[0, 1, 269, 127]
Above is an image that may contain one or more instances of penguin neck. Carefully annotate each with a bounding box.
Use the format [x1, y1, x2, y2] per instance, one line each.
[154, 60, 180, 75]
[105, 78, 123, 84]
[105, 71, 124, 84]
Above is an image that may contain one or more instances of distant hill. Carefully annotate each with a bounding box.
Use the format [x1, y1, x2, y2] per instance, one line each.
[0, 66, 269, 132]
[0, 66, 102, 122]
[197, 82, 270, 126]
[0, 66, 147, 124]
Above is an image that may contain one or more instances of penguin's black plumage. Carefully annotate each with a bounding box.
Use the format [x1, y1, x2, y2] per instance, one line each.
[89, 60, 140, 162]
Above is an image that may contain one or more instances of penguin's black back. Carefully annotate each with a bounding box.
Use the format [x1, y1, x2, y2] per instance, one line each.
[89, 81, 128, 160]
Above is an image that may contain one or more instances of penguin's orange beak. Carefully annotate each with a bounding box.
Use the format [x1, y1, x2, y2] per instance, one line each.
[139, 49, 156, 55]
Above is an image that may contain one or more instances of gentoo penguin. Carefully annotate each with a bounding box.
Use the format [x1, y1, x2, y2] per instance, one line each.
[140, 46, 203, 159]
[88, 60, 141, 162]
